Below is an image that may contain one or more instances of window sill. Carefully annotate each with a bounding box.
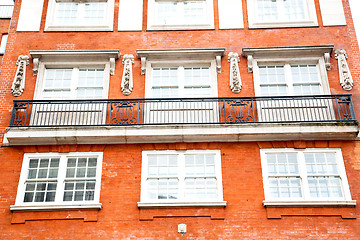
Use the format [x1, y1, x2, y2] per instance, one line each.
[263, 200, 356, 207]
[137, 201, 227, 209]
[249, 20, 318, 29]
[147, 24, 214, 31]
[44, 25, 113, 32]
[10, 203, 102, 212]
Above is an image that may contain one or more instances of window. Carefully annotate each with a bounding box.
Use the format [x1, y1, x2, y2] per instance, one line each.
[147, 0, 214, 30]
[0, 34, 8, 54]
[242, 45, 334, 122]
[247, 0, 318, 28]
[261, 148, 355, 206]
[29, 50, 119, 126]
[138, 48, 223, 124]
[11, 152, 103, 211]
[151, 66, 214, 98]
[139, 150, 226, 207]
[45, 0, 114, 31]
[41, 68, 105, 100]
[257, 64, 322, 96]
[0, 0, 14, 18]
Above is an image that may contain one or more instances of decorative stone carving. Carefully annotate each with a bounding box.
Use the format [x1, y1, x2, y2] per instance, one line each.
[121, 54, 134, 95]
[11, 55, 29, 97]
[32, 58, 39, 76]
[246, 55, 253, 73]
[110, 57, 115, 75]
[335, 49, 353, 91]
[324, 52, 331, 71]
[228, 52, 242, 93]
[216, 55, 222, 73]
[140, 57, 146, 75]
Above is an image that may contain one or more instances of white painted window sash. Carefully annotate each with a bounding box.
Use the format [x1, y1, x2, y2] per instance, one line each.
[148, 0, 214, 30]
[141, 150, 223, 203]
[254, 59, 328, 97]
[261, 148, 353, 203]
[248, 0, 318, 28]
[13, 152, 103, 208]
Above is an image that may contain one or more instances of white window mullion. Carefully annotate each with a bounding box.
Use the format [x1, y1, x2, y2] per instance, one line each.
[277, 0, 285, 22]
[178, 66, 185, 97]
[71, 68, 79, 99]
[284, 64, 293, 95]
[55, 155, 67, 203]
[178, 153, 185, 201]
[77, 4, 85, 26]
[179, 2, 185, 24]
[298, 152, 310, 200]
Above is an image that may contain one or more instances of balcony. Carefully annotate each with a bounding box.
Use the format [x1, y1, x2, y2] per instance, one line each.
[4, 95, 359, 146]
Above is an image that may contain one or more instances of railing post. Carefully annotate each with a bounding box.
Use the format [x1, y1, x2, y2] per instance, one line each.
[9, 101, 17, 126]
[347, 95, 357, 121]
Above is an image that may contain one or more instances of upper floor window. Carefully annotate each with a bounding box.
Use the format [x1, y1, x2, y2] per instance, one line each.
[247, 0, 318, 28]
[138, 150, 226, 208]
[11, 152, 103, 211]
[45, 0, 115, 31]
[31, 50, 120, 100]
[242, 45, 333, 97]
[258, 64, 322, 96]
[0, 0, 13, 18]
[261, 148, 355, 206]
[147, 0, 214, 30]
[0, 34, 8, 54]
[42, 68, 105, 100]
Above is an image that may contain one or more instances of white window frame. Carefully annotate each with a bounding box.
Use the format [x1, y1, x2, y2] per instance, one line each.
[147, 0, 215, 30]
[145, 61, 218, 98]
[44, 0, 115, 31]
[39, 68, 108, 100]
[137, 48, 224, 98]
[253, 61, 329, 97]
[247, 0, 318, 29]
[0, 34, 8, 54]
[242, 46, 333, 97]
[11, 152, 103, 211]
[30, 50, 120, 100]
[260, 148, 356, 207]
[138, 150, 226, 208]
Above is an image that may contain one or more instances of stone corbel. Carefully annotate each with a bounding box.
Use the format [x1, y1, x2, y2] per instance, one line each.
[121, 54, 134, 96]
[12, 55, 30, 97]
[140, 57, 146, 75]
[216, 55, 222, 73]
[335, 49, 353, 91]
[228, 52, 242, 93]
[32, 58, 39, 76]
[246, 55, 253, 73]
[110, 58, 115, 75]
[324, 52, 331, 71]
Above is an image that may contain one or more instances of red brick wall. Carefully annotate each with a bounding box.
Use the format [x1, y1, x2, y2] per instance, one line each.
[0, 0, 359, 239]
[0, 141, 359, 239]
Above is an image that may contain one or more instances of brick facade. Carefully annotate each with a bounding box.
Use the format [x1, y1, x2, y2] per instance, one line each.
[0, 0, 359, 239]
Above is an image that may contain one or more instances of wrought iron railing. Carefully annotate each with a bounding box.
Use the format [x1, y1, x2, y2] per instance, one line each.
[9, 95, 357, 127]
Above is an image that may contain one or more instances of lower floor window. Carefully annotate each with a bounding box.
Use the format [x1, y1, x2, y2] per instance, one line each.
[260, 148, 353, 202]
[140, 150, 223, 203]
[14, 152, 103, 208]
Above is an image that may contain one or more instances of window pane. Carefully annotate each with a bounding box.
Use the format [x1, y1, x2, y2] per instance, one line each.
[266, 153, 299, 175]
[24, 182, 57, 203]
[305, 153, 338, 175]
[308, 176, 343, 198]
[268, 177, 302, 199]
[147, 155, 178, 177]
[146, 178, 179, 200]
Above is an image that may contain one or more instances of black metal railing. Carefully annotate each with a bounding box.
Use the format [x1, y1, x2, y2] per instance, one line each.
[9, 95, 357, 127]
